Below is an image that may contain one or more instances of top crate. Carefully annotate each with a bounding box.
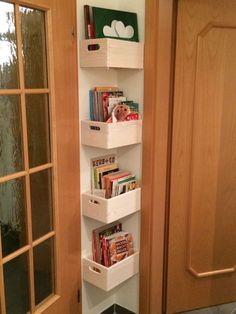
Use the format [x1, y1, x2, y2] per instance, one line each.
[80, 38, 144, 69]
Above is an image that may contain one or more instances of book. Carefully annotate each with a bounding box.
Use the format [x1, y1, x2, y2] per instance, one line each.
[83, 5, 95, 39]
[92, 222, 122, 264]
[111, 174, 136, 197]
[91, 154, 117, 191]
[108, 96, 126, 117]
[84, 5, 90, 39]
[92, 7, 139, 42]
[103, 171, 130, 198]
[107, 101, 140, 123]
[102, 231, 134, 267]
[94, 163, 119, 189]
[89, 88, 124, 122]
[117, 179, 137, 196]
[94, 86, 119, 92]
[89, 90, 94, 121]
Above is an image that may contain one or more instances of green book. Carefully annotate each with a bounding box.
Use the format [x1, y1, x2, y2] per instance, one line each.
[92, 7, 139, 42]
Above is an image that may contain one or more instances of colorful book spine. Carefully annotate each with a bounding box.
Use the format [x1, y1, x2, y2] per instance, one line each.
[89, 90, 94, 121]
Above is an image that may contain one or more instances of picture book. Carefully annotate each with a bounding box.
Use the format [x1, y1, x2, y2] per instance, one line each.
[108, 96, 126, 116]
[95, 163, 119, 189]
[111, 174, 136, 197]
[90, 153, 138, 199]
[103, 171, 131, 198]
[89, 88, 124, 122]
[107, 101, 140, 123]
[89, 86, 142, 123]
[92, 7, 139, 42]
[92, 222, 122, 264]
[117, 179, 137, 196]
[91, 154, 117, 192]
[102, 231, 134, 267]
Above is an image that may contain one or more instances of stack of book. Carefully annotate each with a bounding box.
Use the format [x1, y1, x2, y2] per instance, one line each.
[91, 154, 138, 198]
[92, 222, 134, 267]
[89, 86, 140, 123]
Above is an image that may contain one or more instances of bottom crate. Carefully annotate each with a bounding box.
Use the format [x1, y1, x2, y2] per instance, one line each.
[83, 251, 139, 291]
[100, 304, 136, 314]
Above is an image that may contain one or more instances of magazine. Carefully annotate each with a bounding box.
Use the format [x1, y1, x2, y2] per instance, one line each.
[92, 222, 122, 264]
[102, 231, 134, 267]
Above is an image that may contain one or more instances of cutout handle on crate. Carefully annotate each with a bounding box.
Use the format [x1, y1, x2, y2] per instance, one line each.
[90, 125, 101, 131]
[87, 44, 100, 51]
[89, 199, 100, 205]
[89, 266, 102, 274]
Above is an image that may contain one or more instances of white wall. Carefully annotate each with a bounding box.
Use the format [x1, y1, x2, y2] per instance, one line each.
[77, 1, 145, 313]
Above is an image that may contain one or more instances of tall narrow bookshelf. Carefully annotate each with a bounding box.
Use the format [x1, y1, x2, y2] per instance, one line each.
[77, 2, 145, 313]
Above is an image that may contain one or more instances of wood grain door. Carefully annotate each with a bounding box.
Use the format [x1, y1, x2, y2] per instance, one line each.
[0, 1, 81, 313]
[167, 1, 236, 313]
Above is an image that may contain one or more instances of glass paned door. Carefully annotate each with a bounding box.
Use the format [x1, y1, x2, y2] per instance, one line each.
[0, 1, 57, 313]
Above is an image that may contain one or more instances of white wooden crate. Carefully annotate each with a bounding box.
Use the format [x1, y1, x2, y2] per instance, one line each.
[82, 188, 141, 223]
[80, 38, 143, 69]
[83, 251, 139, 291]
[81, 120, 142, 149]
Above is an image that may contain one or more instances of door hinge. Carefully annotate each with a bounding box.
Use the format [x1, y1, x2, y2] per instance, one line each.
[77, 289, 81, 303]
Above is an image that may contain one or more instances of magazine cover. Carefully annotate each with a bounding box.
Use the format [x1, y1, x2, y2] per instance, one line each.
[91, 154, 117, 192]
[103, 231, 134, 266]
[92, 222, 122, 264]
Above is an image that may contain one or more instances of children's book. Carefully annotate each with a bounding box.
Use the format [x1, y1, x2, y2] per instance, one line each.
[107, 101, 140, 123]
[92, 7, 139, 42]
[92, 222, 122, 264]
[95, 163, 119, 189]
[102, 231, 134, 267]
[107, 96, 126, 117]
[103, 171, 130, 198]
[111, 174, 136, 197]
[91, 154, 117, 191]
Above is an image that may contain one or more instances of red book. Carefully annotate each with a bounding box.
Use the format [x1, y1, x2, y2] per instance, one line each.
[92, 222, 122, 264]
[103, 232, 134, 267]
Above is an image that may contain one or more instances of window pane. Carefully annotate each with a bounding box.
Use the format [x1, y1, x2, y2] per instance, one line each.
[30, 169, 53, 240]
[4, 253, 30, 314]
[0, 1, 19, 89]
[33, 238, 55, 305]
[0, 177, 28, 257]
[20, 6, 48, 88]
[26, 94, 51, 168]
[0, 95, 24, 177]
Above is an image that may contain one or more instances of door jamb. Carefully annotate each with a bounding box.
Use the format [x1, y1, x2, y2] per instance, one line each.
[140, 1, 176, 313]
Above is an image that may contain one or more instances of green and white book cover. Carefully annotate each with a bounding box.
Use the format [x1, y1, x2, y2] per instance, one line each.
[92, 7, 139, 42]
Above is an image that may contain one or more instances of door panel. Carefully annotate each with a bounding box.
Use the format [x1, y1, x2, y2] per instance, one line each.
[167, 1, 236, 313]
[0, 0, 81, 313]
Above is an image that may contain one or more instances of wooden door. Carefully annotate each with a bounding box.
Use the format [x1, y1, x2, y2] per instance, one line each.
[167, 1, 236, 313]
[0, 1, 81, 313]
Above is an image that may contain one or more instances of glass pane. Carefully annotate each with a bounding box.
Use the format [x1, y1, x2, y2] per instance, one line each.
[26, 94, 51, 168]
[30, 169, 53, 240]
[0, 177, 27, 257]
[33, 238, 55, 305]
[0, 2, 19, 89]
[0, 95, 24, 177]
[4, 253, 30, 314]
[20, 6, 48, 88]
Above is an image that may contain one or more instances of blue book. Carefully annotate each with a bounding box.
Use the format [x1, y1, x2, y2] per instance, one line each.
[89, 90, 94, 121]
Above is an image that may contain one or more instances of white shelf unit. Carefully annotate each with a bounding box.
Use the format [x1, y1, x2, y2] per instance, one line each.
[77, 1, 144, 313]
[83, 251, 139, 291]
[81, 120, 142, 149]
[82, 188, 141, 223]
[80, 38, 144, 69]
